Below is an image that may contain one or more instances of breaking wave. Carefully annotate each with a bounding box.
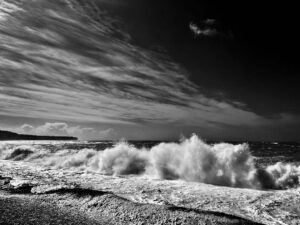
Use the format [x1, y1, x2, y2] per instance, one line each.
[1, 135, 300, 190]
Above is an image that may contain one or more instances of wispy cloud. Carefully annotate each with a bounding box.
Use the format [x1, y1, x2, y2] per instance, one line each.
[204, 19, 216, 26]
[189, 22, 218, 37]
[189, 19, 232, 38]
[0, 0, 295, 139]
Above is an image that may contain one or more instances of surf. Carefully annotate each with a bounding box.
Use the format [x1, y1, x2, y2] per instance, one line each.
[1, 135, 300, 190]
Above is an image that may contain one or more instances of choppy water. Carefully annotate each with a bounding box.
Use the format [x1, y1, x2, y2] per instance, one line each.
[1, 136, 300, 190]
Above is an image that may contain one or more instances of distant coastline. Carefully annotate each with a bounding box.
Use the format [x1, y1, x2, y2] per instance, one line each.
[0, 130, 77, 141]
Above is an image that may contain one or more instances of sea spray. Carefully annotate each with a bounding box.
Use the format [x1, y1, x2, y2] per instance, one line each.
[99, 142, 149, 175]
[96, 135, 300, 189]
[1, 135, 300, 190]
[265, 162, 300, 189]
[149, 137, 259, 188]
[96, 135, 261, 188]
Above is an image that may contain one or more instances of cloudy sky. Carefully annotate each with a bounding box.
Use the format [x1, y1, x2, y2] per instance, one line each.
[0, 0, 299, 140]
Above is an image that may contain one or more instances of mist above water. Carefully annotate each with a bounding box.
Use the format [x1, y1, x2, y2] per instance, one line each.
[1, 135, 300, 190]
[94, 135, 300, 190]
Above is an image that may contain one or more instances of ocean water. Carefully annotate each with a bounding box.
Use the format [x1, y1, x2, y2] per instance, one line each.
[1, 135, 300, 190]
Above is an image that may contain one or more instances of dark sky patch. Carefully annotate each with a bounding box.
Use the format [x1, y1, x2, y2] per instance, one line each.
[0, 0, 299, 140]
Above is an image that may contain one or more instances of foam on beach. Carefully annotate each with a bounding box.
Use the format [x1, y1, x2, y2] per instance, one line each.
[1, 135, 300, 190]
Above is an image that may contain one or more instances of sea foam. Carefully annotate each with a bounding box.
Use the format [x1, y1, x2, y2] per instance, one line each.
[1, 135, 300, 190]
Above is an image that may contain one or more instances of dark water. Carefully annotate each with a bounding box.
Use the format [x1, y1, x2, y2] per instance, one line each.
[246, 142, 300, 166]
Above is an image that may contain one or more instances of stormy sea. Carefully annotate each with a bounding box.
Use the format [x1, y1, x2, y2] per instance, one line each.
[1, 136, 300, 224]
[1, 136, 300, 190]
[1, 0, 300, 224]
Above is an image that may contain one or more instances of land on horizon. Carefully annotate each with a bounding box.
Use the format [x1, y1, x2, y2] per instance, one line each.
[0, 130, 77, 141]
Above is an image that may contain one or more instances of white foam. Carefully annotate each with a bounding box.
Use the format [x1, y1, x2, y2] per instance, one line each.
[1, 135, 299, 190]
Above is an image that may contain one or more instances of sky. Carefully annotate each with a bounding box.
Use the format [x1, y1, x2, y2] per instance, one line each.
[0, 0, 299, 141]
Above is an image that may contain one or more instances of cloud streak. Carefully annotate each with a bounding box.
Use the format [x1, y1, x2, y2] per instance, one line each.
[189, 20, 233, 38]
[189, 22, 218, 37]
[0, 0, 297, 140]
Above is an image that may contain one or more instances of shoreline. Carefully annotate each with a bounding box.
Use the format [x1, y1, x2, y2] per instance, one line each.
[1, 160, 299, 224]
[0, 190, 260, 225]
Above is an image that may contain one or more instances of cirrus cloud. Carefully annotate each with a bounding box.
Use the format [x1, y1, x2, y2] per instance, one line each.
[0, 0, 297, 140]
[189, 19, 233, 38]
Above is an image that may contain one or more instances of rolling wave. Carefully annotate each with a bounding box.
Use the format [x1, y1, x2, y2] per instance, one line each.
[1, 135, 300, 190]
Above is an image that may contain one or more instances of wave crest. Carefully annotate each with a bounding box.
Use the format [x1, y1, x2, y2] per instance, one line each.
[48, 135, 300, 190]
[100, 142, 149, 175]
[1, 135, 300, 190]
[149, 137, 258, 188]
